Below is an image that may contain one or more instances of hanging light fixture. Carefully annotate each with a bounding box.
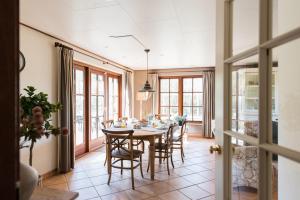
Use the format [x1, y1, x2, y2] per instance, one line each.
[139, 49, 155, 93]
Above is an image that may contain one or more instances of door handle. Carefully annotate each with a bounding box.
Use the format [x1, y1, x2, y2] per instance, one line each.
[209, 144, 222, 154]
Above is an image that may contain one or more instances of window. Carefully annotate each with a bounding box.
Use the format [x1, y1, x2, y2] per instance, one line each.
[159, 76, 203, 121]
[74, 68, 85, 146]
[160, 78, 179, 118]
[183, 78, 203, 121]
[108, 76, 119, 121]
[90, 72, 105, 140]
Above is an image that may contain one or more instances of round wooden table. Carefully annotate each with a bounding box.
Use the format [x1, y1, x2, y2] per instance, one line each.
[106, 128, 165, 180]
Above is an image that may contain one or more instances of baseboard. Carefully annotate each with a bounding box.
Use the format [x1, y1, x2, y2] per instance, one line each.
[41, 168, 58, 179]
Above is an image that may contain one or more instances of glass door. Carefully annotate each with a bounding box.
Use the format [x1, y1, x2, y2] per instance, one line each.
[74, 67, 87, 156]
[215, 0, 300, 199]
[90, 71, 105, 150]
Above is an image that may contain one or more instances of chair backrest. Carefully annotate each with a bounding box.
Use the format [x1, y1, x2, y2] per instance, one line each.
[165, 124, 176, 147]
[102, 129, 134, 158]
[101, 120, 114, 129]
[180, 120, 187, 138]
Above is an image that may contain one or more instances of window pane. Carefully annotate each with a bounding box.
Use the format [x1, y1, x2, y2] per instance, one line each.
[91, 117, 97, 140]
[91, 96, 97, 117]
[161, 107, 169, 116]
[232, 0, 259, 54]
[109, 77, 113, 96]
[183, 93, 192, 106]
[160, 79, 169, 92]
[193, 93, 203, 106]
[170, 107, 178, 116]
[183, 107, 192, 120]
[160, 93, 169, 106]
[170, 93, 178, 106]
[113, 96, 118, 114]
[170, 79, 178, 92]
[114, 78, 118, 96]
[76, 95, 84, 117]
[98, 75, 104, 95]
[98, 96, 104, 117]
[97, 118, 104, 137]
[193, 78, 203, 92]
[75, 119, 84, 145]
[183, 78, 193, 92]
[193, 107, 203, 121]
[91, 73, 97, 95]
[75, 70, 84, 94]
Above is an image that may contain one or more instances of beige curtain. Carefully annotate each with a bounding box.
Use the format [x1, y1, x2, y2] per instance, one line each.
[203, 71, 215, 138]
[123, 71, 133, 117]
[149, 73, 159, 114]
[57, 47, 74, 172]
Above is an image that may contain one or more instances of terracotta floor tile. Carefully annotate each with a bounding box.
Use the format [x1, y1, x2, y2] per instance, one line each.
[165, 177, 194, 190]
[43, 174, 66, 186]
[73, 186, 99, 200]
[45, 183, 69, 191]
[182, 173, 209, 184]
[135, 182, 176, 196]
[179, 185, 211, 200]
[101, 189, 152, 200]
[65, 171, 88, 182]
[158, 190, 190, 200]
[69, 178, 93, 190]
[198, 181, 215, 194]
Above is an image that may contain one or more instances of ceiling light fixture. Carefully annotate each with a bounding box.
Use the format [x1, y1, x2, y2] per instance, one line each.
[139, 49, 155, 94]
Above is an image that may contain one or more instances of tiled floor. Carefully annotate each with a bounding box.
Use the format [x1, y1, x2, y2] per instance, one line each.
[43, 137, 216, 200]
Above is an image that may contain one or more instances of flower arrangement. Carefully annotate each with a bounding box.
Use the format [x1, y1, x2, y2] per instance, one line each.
[174, 115, 187, 126]
[19, 86, 62, 166]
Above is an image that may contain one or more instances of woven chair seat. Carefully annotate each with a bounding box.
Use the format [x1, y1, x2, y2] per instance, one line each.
[112, 148, 143, 159]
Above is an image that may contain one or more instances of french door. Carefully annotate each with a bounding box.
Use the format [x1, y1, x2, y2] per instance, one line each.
[74, 62, 122, 157]
[90, 71, 105, 150]
[215, 0, 300, 199]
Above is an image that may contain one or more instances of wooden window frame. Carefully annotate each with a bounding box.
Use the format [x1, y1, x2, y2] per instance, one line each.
[73, 61, 122, 157]
[74, 66, 88, 157]
[158, 75, 203, 123]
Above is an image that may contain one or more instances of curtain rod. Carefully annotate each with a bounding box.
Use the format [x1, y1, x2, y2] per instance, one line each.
[20, 23, 133, 73]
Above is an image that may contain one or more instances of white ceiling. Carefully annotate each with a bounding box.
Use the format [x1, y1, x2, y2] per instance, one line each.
[20, 0, 216, 70]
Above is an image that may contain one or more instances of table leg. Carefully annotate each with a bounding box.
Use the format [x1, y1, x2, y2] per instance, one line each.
[149, 137, 155, 180]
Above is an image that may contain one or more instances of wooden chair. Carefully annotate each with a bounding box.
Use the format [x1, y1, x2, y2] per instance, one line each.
[102, 120, 114, 166]
[102, 129, 144, 190]
[171, 120, 187, 163]
[147, 124, 176, 175]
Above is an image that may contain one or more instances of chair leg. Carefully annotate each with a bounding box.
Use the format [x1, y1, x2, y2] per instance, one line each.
[107, 158, 112, 185]
[170, 153, 175, 168]
[166, 152, 170, 175]
[140, 156, 144, 178]
[131, 160, 135, 190]
[104, 157, 107, 166]
[121, 159, 123, 175]
[181, 146, 184, 162]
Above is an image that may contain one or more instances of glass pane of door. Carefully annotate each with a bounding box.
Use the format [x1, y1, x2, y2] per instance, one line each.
[75, 69, 85, 146]
[108, 77, 119, 121]
[232, 140, 258, 200]
[90, 72, 105, 140]
[231, 55, 259, 137]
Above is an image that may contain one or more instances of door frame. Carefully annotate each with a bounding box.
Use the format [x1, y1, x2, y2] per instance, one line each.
[216, 0, 300, 199]
[0, 0, 19, 198]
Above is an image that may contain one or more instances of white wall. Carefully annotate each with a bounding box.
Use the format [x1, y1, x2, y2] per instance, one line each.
[277, 0, 300, 199]
[20, 25, 59, 175]
[20, 25, 129, 175]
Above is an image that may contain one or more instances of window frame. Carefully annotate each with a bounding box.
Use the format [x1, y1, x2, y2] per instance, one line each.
[158, 75, 203, 122]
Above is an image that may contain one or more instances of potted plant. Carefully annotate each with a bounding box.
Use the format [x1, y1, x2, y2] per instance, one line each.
[175, 115, 187, 126]
[19, 86, 62, 166]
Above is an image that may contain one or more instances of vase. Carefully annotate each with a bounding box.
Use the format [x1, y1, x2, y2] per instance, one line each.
[20, 162, 39, 200]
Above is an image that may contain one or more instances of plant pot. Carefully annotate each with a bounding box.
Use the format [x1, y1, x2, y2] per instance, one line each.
[20, 162, 38, 200]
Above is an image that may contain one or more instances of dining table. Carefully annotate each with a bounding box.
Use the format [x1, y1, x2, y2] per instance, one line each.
[106, 126, 167, 180]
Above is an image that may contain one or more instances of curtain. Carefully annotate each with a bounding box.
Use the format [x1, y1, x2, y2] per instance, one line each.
[149, 73, 159, 114]
[57, 47, 74, 173]
[123, 71, 133, 118]
[203, 71, 215, 138]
